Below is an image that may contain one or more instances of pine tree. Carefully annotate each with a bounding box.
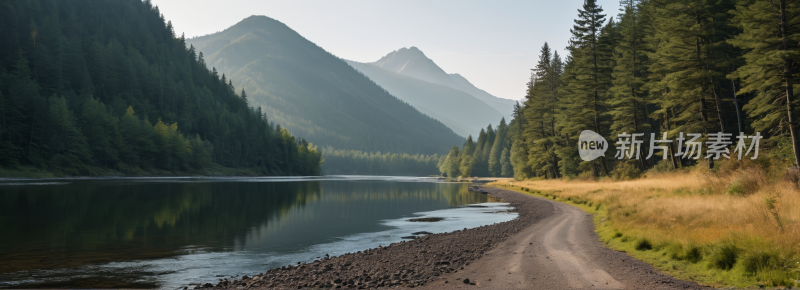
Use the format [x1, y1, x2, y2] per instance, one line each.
[462, 135, 475, 156]
[609, 0, 651, 167]
[560, 0, 611, 176]
[488, 118, 508, 176]
[509, 102, 534, 180]
[500, 148, 513, 177]
[649, 0, 736, 170]
[439, 146, 461, 178]
[730, 0, 800, 167]
[460, 155, 474, 177]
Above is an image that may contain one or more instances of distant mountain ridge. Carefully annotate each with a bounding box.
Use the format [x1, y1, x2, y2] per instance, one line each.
[187, 16, 463, 155]
[346, 60, 504, 137]
[368, 47, 517, 118]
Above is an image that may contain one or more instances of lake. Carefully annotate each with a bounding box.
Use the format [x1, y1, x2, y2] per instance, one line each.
[0, 176, 516, 289]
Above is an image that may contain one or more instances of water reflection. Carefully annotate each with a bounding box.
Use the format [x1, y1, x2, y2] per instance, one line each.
[0, 178, 504, 288]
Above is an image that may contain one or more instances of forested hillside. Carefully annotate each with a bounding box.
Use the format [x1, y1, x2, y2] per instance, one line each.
[0, 0, 322, 176]
[186, 16, 464, 155]
[441, 0, 800, 179]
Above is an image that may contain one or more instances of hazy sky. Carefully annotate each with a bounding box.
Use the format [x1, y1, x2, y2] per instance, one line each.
[152, 0, 621, 101]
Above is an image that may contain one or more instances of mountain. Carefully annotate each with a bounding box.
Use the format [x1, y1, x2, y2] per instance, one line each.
[0, 0, 321, 176]
[187, 16, 463, 155]
[345, 60, 504, 137]
[370, 47, 517, 118]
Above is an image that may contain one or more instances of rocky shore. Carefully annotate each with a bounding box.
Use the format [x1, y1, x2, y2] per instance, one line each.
[196, 187, 554, 289]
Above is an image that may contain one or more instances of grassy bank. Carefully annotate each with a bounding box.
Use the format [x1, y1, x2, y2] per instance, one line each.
[492, 159, 800, 288]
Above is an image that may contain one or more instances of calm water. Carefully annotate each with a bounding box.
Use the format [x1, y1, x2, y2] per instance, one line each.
[0, 176, 516, 289]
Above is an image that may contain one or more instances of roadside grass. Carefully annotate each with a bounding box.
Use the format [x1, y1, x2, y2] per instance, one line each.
[492, 158, 800, 288]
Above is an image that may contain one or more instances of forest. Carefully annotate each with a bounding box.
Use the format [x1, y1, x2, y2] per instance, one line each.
[321, 146, 441, 176]
[441, 0, 800, 179]
[0, 0, 322, 176]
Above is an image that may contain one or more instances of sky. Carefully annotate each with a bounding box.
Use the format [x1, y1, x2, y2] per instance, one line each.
[151, 0, 621, 101]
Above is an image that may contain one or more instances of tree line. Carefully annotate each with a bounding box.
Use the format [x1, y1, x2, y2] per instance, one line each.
[438, 119, 514, 178]
[321, 146, 441, 176]
[444, 0, 800, 179]
[0, 0, 322, 176]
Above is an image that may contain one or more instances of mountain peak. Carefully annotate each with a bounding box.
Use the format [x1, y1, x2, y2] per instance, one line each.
[371, 46, 459, 89]
[368, 48, 517, 119]
[226, 15, 288, 33]
[382, 46, 429, 62]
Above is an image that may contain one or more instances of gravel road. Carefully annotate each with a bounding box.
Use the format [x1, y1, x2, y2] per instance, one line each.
[420, 187, 701, 289]
[198, 187, 702, 289]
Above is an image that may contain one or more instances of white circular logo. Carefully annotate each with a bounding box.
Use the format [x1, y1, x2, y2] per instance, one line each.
[578, 130, 608, 161]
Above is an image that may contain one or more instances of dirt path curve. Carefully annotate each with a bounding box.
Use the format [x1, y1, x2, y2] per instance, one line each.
[421, 187, 701, 289]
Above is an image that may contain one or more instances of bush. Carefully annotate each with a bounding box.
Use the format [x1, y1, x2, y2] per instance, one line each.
[725, 170, 764, 196]
[725, 179, 746, 196]
[635, 238, 653, 251]
[710, 244, 741, 270]
[613, 161, 642, 180]
[613, 232, 623, 238]
[684, 245, 703, 263]
[742, 251, 779, 274]
[576, 170, 594, 181]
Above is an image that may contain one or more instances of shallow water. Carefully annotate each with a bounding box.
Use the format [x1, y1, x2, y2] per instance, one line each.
[0, 176, 516, 289]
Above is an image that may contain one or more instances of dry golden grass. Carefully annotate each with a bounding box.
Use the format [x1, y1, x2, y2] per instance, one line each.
[494, 158, 800, 287]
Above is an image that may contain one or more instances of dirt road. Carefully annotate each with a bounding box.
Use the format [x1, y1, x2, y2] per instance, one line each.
[421, 187, 700, 289]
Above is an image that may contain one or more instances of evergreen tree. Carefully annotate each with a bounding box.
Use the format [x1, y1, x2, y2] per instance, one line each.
[488, 118, 508, 176]
[609, 0, 651, 166]
[439, 146, 461, 178]
[649, 0, 737, 169]
[500, 148, 513, 177]
[561, 0, 611, 176]
[462, 135, 476, 156]
[730, 0, 800, 167]
[509, 102, 534, 180]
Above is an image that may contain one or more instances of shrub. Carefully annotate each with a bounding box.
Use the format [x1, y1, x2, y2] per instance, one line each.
[724, 171, 764, 196]
[725, 179, 746, 196]
[684, 245, 703, 263]
[613, 161, 642, 180]
[576, 170, 594, 181]
[613, 232, 623, 238]
[742, 251, 779, 274]
[710, 244, 741, 270]
[635, 238, 653, 251]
